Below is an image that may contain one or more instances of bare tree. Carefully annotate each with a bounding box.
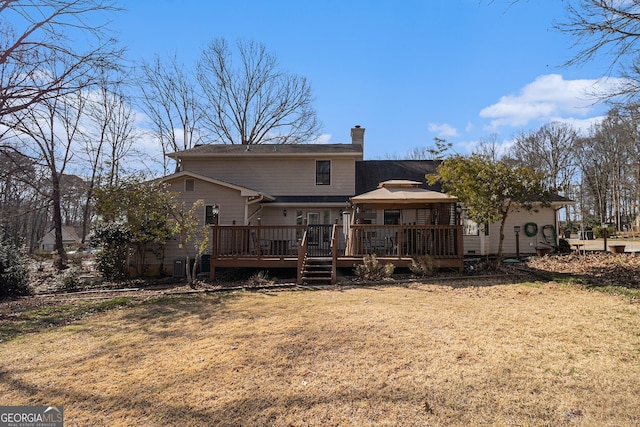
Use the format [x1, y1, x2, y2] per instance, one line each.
[138, 53, 204, 173]
[10, 83, 84, 268]
[0, 0, 122, 120]
[0, 149, 49, 250]
[473, 133, 504, 161]
[77, 78, 137, 242]
[511, 122, 578, 193]
[197, 38, 320, 145]
[556, 0, 640, 100]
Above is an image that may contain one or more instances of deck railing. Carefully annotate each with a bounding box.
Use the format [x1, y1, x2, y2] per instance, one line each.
[347, 224, 463, 259]
[211, 223, 462, 260]
[212, 224, 305, 258]
[208, 223, 464, 279]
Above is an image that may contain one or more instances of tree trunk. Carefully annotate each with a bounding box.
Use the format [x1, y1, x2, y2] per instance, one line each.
[51, 172, 67, 269]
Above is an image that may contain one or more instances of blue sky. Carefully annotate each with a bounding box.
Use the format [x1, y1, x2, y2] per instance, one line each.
[112, 0, 619, 160]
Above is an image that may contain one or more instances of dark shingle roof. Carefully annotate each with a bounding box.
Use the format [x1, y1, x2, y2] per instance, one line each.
[169, 143, 363, 158]
[355, 160, 441, 194]
[271, 195, 352, 204]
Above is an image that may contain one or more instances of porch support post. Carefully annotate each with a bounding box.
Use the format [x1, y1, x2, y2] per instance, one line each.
[457, 225, 464, 272]
[210, 225, 218, 280]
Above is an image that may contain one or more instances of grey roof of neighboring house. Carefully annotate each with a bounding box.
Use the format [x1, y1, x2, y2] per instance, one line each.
[547, 194, 574, 204]
[169, 143, 363, 158]
[355, 160, 441, 194]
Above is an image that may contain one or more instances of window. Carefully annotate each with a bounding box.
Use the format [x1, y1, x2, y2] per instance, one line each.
[205, 204, 219, 225]
[384, 210, 401, 225]
[463, 217, 480, 236]
[462, 210, 489, 236]
[185, 179, 195, 192]
[316, 160, 330, 185]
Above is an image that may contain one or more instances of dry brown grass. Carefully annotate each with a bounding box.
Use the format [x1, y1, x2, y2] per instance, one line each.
[2, 279, 640, 426]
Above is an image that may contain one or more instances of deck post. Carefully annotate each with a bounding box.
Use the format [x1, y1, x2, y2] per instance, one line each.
[210, 225, 218, 280]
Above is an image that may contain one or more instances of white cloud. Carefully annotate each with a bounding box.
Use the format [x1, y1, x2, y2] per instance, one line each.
[550, 115, 605, 136]
[479, 74, 625, 129]
[458, 137, 513, 157]
[428, 122, 459, 137]
[465, 121, 474, 133]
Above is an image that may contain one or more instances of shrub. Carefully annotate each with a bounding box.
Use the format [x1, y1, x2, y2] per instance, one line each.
[246, 270, 274, 287]
[409, 255, 434, 277]
[593, 226, 615, 239]
[354, 254, 395, 281]
[557, 238, 572, 254]
[90, 221, 133, 281]
[0, 236, 31, 298]
[60, 268, 81, 292]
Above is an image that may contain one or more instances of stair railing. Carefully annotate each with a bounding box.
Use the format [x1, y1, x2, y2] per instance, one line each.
[297, 229, 309, 285]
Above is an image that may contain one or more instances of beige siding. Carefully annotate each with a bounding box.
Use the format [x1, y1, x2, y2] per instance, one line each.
[462, 235, 482, 255]
[259, 206, 345, 226]
[181, 157, 355, 195]
[463, 207, 558, 256]
[160, 176, 250, 271]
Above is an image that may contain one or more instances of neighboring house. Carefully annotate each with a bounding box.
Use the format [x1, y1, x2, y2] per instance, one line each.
[39, 226, 81, 252]
[157, 126, 570, 282]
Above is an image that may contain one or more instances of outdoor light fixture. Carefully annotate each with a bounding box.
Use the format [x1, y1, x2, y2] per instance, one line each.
[514, 225, 521, 258]
[514, 225, 521, 234]
[283, 209, 287, 217]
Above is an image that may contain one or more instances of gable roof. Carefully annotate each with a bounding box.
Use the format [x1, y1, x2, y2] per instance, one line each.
[40, 226, 81, 245]
[162, 170, 275, 200]
[168, 143, 363, 159]
[355, 160, 441, 194]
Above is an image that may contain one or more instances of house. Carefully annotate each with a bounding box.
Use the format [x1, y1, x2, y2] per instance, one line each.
[158, 126, 569, 282]
[39, 226, 81, 252]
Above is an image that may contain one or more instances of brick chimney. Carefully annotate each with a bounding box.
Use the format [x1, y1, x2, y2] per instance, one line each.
[350, 125, 365, 146]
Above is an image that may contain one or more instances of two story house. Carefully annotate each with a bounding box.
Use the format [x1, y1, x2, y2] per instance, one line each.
[159, 126, 568, 282]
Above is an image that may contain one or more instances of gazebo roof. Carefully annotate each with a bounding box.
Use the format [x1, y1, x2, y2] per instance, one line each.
[350, 180, 457, 204]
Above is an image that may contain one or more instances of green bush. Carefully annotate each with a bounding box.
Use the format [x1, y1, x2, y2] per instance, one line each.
[557, 238, 572, 254]
[0, 236, 31, 298]
[593, 226, 616, 239]
[90, 221, 133, 281]
[354, 254, 395, 281]
[60, 268, 81, 292]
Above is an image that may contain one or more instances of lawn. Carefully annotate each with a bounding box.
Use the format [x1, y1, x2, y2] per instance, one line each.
[1, 278, 640, 426]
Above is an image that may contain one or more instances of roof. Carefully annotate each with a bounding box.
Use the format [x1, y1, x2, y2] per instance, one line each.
[168, 143, 363, 159]
[162, 170, 275, 200]
[351, 180, 457, 204]
[355, 160, 441, 194]
[547, 193, 575, 205]
[40, 226, 81, 244]
[270, 195, 352, 205]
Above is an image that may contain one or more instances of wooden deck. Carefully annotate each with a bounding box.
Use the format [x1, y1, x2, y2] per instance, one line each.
[208, 223, 464, 283]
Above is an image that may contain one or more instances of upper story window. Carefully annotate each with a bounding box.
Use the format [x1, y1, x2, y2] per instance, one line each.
[316, 160, 331, 185]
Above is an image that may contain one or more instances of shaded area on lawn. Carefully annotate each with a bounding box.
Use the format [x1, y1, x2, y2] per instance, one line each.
[2, 285, 640, 425]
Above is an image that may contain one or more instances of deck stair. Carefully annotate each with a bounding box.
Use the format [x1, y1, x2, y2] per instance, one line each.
[301, 256, 333, 285]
